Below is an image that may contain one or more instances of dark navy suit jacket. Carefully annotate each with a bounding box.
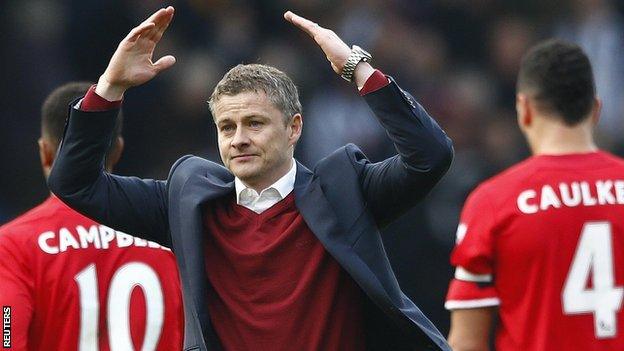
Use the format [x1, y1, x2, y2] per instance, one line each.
[49, 78, 453, 351]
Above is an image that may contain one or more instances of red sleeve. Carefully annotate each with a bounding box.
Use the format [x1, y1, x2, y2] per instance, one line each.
[79, 85, 122, 111]
[450, 185, 497, 275]
[445, 185, 501, 309]
[0, 233, 34, 350]
[359, 69, 390, 96]
[445, 279, 499, 310]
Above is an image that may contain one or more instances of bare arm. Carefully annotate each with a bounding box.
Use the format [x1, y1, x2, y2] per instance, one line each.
[448, 308, 496, 351]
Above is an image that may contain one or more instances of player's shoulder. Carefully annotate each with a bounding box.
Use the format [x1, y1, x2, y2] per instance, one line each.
[595, 150, 624, 168]
[469, 157, 539, 200]
[0, 201, 51, 237]
[0, 197, 87, 239]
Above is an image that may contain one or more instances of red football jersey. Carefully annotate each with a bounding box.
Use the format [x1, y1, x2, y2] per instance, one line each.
[0, 196, 184, 351]
[446, 151, 624, 351]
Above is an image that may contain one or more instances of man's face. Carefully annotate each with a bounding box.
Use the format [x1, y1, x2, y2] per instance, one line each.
[214, 91, 301, 190]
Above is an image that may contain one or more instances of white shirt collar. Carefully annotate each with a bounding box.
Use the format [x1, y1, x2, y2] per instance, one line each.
[234, 159, 297, 206]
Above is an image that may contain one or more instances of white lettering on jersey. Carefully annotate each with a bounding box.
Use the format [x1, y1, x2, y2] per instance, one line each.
[597, 180, 616, 205]
[517, 180, 624, 214]
[59, 227, 81, 251]
[99, 225, 116, 249]
[581, 182, 597, 206]
[540, 185, 561, 211]
[614, 181, 624, 203]
[560, 182, 581, 207]
[517, 189, 538, 214]
[77, 225, 101, 249]
[38, 231, 59, 254]
[134, 237, 148, 247]
[116, 231, 134, 248]
[36, 225, 171, 254]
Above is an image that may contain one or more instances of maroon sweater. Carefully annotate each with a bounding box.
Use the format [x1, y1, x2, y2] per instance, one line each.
[203, 193, 365, 350]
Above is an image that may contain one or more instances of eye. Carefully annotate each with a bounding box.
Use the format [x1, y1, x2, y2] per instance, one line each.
[249, 120, 263, 128]
[220, 124, 235, 133]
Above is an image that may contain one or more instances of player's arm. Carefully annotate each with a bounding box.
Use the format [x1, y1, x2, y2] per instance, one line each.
[446, 186, 499, 351]
[446, 276, 499, 351]
[284, 11, 453, 228]
[0, 235, 33, 351]
[448, 307, 495, 351]
[48, 8, 177, 246]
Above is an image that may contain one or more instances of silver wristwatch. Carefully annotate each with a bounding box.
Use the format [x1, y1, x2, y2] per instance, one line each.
[340, 45, 372, 83]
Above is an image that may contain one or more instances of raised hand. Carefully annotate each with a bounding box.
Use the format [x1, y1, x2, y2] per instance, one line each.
[284, 11, 350, 74]
[96, 7, 176, 101]
[284, 11, 374, 87]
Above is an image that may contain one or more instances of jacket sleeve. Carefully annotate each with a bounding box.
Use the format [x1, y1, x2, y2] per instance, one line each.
[356, 77, 453, 228]
[48, 105, 171, 246]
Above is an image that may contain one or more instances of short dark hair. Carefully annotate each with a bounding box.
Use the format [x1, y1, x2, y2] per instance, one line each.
[517, 39, 595, 126]
[41, 82, 123, 150]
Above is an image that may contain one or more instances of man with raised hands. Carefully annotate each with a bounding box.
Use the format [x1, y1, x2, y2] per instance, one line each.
[49, 7, 453, 351]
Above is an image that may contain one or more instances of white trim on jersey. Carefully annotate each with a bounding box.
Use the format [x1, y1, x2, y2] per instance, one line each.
[445, 298, 501, 310]
[455, 266, 493, 283]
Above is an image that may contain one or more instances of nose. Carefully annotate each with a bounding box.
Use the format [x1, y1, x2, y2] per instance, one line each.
[231, 125, 250, 149]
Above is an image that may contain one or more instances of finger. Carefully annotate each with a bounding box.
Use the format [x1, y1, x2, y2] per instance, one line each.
[153, 55, 176, 73]
[284, 11, 319, 34]
[284, 11, 321, 38]
[125, 22, 156, 42]
[141, 7, 171, 27]
[132, 6, 172, 40]
[148, 7, 175, 42]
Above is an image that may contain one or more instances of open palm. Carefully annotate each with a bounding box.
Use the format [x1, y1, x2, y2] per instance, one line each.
[98, 7, 176, 100]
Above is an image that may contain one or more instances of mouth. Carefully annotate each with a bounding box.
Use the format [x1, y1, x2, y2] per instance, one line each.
[231, 154, 257, 162]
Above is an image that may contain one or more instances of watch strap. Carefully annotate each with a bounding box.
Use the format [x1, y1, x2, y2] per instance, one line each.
[340, 45, 372, 82]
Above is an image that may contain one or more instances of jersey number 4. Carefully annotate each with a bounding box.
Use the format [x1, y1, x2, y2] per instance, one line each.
[563, 221, 623, 339]
[75, 262, 164, 350]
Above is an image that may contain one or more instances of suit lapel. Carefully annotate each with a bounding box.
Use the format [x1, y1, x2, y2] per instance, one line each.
[177, 168, 234, 346]
[294, 162, 359, 275]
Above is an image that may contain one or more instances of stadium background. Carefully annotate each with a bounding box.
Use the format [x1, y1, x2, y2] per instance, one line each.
[1, 0, 623, 335]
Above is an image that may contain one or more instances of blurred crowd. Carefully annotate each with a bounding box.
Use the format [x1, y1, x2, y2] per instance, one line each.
[1, 0, 623, 333]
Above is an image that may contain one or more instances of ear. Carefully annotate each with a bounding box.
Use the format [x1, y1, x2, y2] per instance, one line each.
[590, 97, 602, 126]
[288, 113, 303, 147]
[516, 93, 532, 130]
[38, 137, 55, 176]
[104, 136, 125, 172]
